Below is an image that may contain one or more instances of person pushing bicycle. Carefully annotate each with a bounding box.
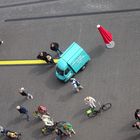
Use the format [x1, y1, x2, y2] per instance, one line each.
[56, 122, 76, 137]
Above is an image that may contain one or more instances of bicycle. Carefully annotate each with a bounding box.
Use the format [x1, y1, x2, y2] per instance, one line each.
[41, 121, 75, 138]
[41, 125, 56, 135]
[85, 102, 112, 117]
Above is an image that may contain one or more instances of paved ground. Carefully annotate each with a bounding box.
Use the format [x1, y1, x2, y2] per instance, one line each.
[0, 0, 140, 140]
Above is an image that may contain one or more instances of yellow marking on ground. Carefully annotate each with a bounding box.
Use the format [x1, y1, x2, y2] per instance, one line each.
[0, 59, 58, 65]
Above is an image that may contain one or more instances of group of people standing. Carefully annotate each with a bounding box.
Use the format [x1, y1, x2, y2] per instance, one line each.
[37, 42, 62, 64]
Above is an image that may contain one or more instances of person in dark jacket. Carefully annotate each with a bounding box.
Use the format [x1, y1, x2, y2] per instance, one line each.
[50, 42, 62, 56]
[16, 106, 30, 121]
[37, 52, 55, 64]
[37, 52, 48, 61]
[135, 109, 140, 121]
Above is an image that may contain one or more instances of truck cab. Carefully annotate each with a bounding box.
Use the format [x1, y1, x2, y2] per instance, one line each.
[55, 42, 90, 82]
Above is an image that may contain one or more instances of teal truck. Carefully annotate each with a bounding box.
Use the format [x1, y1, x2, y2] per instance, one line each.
[55, 42, 91, 82]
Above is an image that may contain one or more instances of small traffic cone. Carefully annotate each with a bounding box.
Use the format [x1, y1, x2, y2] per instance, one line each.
[97, 24, 115, 49]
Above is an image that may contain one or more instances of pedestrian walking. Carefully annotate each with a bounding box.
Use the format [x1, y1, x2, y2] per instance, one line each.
[50, 42, 62, 56]
[70, 78, 83, 93]
[16, 106, 30, 121]
[37, 52, 55, 64]
[84, 96, 97, 108]
[19, 87, 33, 100]
[0, 40, 3, 45]
[134, 109, 140, 121]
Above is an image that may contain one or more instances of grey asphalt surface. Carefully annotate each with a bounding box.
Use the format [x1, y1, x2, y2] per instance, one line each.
[0, 0, 140, 140]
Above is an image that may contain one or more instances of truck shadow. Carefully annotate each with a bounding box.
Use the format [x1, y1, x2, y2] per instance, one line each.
[30, 65, 54, 76]
[30, 64, 65, 90]
[45, 71, 66, 90]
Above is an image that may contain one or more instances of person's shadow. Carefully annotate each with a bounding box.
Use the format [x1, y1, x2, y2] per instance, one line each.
[25, 118, 42, 128]
[8, 98, 27, 110]
[0, 136, 9, 140]
[72, 107, 86, 119]
[31, 127, 52, 140]
[123, 133, 140, 140]
[118, 120, 137, 132]
[6, 116, 25, 126]
[54, 135, 68, 140]
[45, 70, 66, 90]
[30, 64, 54, 76]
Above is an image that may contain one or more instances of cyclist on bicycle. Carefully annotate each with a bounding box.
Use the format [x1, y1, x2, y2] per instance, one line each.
[84, 96, 97, 109]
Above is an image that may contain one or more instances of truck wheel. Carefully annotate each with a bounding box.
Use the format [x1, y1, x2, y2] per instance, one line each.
[80, 64, 87, 71]
[81, 66, 86, 71]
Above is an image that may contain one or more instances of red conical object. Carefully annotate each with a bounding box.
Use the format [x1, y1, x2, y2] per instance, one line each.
[97, 24, 115, 48]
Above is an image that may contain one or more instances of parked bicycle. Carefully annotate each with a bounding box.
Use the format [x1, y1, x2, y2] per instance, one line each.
[85, 102, 112, 117]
